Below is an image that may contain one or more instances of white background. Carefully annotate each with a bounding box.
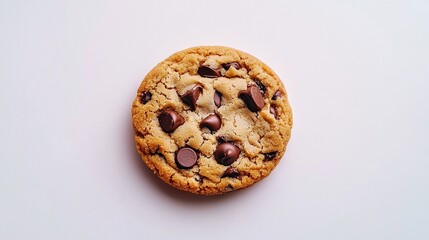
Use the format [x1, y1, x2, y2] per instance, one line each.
[1, 0, 428, 239]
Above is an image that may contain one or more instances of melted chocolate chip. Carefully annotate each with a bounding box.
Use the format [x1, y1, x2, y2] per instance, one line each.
[200, 114, 221, 132]
[270, 105, 278, 119]
[238, 85, 265, 112]
[254, 79, 266, 95]
[180, 86, 202, 111]
[272, 90, 282, 100]
[264, 152, 277, 160]
[214, 91, 222, 108]
[222, 62, 241, 70]
[197, 66, 221, 78]
[140, 91, 152, 104]
[158, 109, 185, 133]
[214, 143, 240, 166]
[222, 167, 240, 178]
[175, 147, 198, 169]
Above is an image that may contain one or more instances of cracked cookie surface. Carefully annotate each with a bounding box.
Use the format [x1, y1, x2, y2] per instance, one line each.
[132, 46, 293, 195]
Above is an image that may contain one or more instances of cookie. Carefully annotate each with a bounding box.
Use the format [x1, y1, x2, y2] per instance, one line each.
[132, 46, 293, 195]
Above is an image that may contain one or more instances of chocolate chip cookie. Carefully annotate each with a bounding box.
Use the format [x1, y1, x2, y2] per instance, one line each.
[132, 46, 292, 195]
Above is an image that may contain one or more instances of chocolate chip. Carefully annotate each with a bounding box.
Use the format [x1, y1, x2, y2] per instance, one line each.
[175, 147, 198, 169]
[264, 152, 277, 160]
[197, 66, 221, 78]
[238, 85, 265, 112]
[222, 62, 241, 70]
[180, 86, 202, 111]
[200, 114, 221, 132]
[214, 91, 222, 108]
[270, 105, 278, 119]
[272, 90, 282, 100]
[158, 109, 185, 133]
[195, 174, 202, 182]
[214, 143, 240, 166]
[254, 79, 266, 95]
[222, 167, 240, 178]
[140, 91, 152, 104]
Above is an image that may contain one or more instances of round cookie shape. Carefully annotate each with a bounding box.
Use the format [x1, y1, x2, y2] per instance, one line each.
[132, 46, 293, 195]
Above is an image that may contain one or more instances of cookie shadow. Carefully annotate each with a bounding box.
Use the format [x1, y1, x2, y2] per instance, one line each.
[126, 111, 248, 205]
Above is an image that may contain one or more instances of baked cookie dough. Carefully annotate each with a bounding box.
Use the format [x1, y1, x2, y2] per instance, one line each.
[132, 46, 292, 195]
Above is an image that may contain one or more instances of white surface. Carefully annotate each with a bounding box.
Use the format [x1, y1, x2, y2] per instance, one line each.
[1, 0, 428, 239]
